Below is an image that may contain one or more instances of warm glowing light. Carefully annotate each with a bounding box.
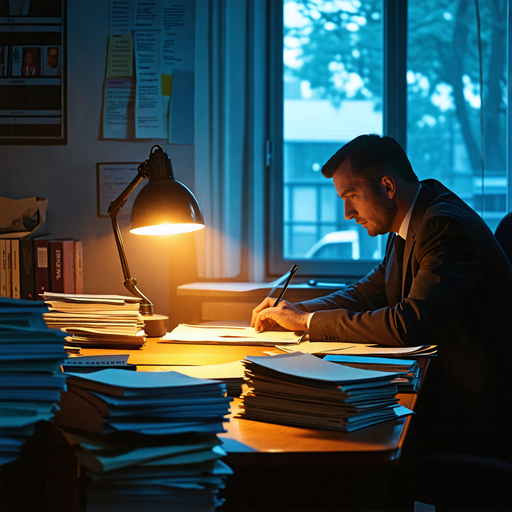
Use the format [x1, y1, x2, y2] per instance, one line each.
[130, 223, 205, 235]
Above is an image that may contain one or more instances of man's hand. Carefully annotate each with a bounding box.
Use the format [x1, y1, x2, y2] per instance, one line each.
[251, 297, 309, 332]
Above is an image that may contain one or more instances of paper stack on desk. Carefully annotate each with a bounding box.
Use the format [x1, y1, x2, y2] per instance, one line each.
[0, 298, 68, 466]
[41, 292, 146, 349]
[238, 352, 413, 432]
[54, 369, 232, 512]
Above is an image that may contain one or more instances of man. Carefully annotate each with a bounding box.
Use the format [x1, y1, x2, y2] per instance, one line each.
[252, 134, 512, 461]
[21, 48, 40, 77]
[44, 47, 61, 76]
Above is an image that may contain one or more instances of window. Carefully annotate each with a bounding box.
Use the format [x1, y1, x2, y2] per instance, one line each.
[268, 0, 510, 278]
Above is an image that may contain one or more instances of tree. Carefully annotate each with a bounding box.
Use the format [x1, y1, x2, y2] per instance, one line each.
[284, 0, 507, 174]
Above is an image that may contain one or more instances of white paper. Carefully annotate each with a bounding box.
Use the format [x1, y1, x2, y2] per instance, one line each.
[161, 0, 195, 74]
[133, 0, 162, 31]
[163, 324, 305, 346]
[103, 78, 136, 139]
[134, 30, 166, 138]
[276, 341, 437, 356]
[110, 0, 133, 34]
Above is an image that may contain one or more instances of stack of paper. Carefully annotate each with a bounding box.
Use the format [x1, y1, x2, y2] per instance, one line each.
[41, 292, 146, 349]
[323, 355, 421, 393]
[0, 298, 68, 466]
[163, 324, 304, 346]
[54, 369, 232, 512]
[238, 352, 413, 432]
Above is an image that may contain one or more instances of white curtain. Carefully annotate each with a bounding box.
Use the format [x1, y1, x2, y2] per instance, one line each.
[194, 0, 267, 280]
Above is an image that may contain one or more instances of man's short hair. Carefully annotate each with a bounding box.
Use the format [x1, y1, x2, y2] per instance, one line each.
[321, 134, 419, 188]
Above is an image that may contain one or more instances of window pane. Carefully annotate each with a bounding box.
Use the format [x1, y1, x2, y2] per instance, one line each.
[283, 0, 384, 263]
[407, 0, 508, 232]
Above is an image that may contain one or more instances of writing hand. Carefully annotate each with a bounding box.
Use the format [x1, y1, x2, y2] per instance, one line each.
[251, 297, 309, 333]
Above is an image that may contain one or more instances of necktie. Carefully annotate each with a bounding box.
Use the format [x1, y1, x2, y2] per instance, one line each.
[392, 235, 406, 302]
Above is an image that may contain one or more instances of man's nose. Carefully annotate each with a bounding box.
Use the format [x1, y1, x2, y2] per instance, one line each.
[344, 202, 356, 220]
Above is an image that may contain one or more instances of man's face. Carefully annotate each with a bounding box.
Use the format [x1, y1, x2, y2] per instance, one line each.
[24, 51, 34, 66]
[333, 161, 398, 237]
[48, 50, 58, 67]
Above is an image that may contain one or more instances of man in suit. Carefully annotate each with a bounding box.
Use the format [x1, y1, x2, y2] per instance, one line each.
[252, 134, 512, 461]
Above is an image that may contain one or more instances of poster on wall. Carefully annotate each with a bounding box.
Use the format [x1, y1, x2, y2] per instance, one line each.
[0, 0, 67, 145]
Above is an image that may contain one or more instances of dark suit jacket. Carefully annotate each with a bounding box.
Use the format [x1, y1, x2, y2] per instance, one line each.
[296, 179, 512, 460]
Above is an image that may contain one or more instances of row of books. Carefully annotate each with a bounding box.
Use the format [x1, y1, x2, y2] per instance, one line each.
[0, 238, 84, 301]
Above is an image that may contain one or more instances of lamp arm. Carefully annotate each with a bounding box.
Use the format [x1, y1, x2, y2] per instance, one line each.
[107, 169, 154, 315]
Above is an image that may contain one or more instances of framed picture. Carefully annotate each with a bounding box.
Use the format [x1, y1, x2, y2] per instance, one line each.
[0, 0, 67, 145]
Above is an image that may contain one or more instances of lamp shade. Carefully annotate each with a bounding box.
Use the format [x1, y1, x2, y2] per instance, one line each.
[129, 146, 205, 235]
[130, 180, 204, 235]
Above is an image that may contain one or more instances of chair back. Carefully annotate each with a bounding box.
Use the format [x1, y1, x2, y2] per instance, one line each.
[495, 211, 512, 264]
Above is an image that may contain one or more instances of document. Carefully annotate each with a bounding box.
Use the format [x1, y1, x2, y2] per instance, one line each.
[103, 78, 136, 139]
[107, 35, 134, 78]
[162, 324, 305, 346]
[134, 30, 166, 139]
[109, 0, 133, 35]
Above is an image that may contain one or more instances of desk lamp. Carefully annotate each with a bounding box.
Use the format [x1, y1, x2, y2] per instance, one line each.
[108, 145, 204, 337]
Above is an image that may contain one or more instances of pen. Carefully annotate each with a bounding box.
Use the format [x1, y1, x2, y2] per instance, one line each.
[273, 264, 298, 307]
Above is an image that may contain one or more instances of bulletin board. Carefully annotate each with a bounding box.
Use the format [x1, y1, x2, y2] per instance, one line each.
[0, 0, 67, 145]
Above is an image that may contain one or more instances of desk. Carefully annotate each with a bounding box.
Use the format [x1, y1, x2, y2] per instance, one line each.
[78, 338, 428, 512]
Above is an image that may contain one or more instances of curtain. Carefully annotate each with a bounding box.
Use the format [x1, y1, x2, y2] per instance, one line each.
[194, 0, 267, 280]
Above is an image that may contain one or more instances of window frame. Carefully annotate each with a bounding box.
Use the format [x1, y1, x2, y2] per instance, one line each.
[266, 0, 511, 279]
[268, 0, 407, 278]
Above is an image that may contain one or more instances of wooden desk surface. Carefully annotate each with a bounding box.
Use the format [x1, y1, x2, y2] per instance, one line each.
[79, 337, 426, 467]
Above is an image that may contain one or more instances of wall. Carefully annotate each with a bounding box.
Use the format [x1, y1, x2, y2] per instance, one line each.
[0, 0, 200, 329]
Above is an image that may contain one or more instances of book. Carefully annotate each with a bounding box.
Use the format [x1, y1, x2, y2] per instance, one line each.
[19, 238, 36, 300]
[48, 239, 75, 294]
[33, 239, 49, 299]
[5, 239, 12, 298]
[0, 239, 6, 297]
[11, 239, 20, 299]
[74, 240, 84, 294]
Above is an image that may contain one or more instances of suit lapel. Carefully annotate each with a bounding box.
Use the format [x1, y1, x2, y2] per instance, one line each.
[401, 182, 434, 298]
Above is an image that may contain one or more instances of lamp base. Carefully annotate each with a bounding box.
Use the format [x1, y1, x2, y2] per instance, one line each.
[143, 314, 168, 338]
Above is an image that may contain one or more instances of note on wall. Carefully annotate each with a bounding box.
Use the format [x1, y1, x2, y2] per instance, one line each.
[134, 30, 166, 139]
[103, 78, 136, 140]
[107, 35, 134, 78]
[110, 0, 133, 35]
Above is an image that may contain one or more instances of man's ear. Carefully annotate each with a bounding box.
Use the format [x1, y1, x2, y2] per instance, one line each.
[381, 175, 396, 199]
